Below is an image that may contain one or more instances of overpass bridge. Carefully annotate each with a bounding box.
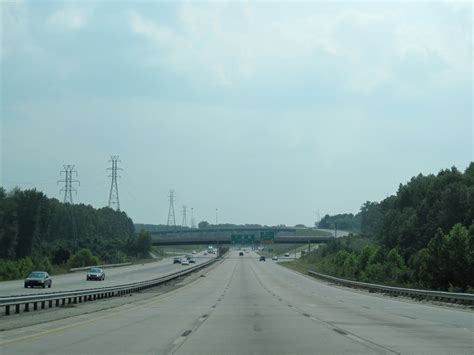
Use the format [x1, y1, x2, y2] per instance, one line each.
[150, 227, 335, 246]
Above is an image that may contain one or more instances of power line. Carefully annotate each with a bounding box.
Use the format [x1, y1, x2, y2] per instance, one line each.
[181, 205, 188, 227]
[107, 155, 122, 211]
[167, 189, 176, 227]
[57, 165, 79, 204]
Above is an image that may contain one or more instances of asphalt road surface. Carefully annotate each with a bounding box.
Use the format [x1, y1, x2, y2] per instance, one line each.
[0, 252, 213, 297]
[1, 250, 472, 354]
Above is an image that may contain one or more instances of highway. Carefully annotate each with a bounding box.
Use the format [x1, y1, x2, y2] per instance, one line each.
[0, 252, 213, 297]
[1, 250, 472, 354]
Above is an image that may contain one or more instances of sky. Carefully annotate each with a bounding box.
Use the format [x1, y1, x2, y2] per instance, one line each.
[1, 1, 472, 227]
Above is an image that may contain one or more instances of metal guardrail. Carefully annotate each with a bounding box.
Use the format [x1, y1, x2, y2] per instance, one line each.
[70, 262, 132, 272]
[308, 270, 474, 305]
[0, 257, 222, 317]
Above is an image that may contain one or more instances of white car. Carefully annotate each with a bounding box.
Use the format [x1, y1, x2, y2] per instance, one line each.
[181, 259, 189, 265]
[192, 250, 196, 254]
[284, 253, 290, 257]
[272, 256, 278, 261]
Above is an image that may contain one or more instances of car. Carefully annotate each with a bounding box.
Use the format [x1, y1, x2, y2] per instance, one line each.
[181, 259, 189, 265]
[284, 252, 290, 257]
[203, 251, 208, 255]
[259, 256, 266, 262]
[86, 267, 105, 281]
[188, 257, 196, 263]
[24, 271, 52, 288]
[185, 254, 193, 260]
[192, 250, 196, 254]
[239, 251, 244, 256]
[173, 257, 182, 264]
[272, 256, 278, 261]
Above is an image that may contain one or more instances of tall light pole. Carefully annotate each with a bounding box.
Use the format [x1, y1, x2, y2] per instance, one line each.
[215, 208, 218, 225]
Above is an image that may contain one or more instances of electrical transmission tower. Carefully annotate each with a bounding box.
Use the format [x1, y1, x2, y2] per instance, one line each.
[107, 156, 122, 211]
[181, 205, 188, 227]
[191, 207, 195, 228]
[57, 165, 80, 204]
[167, 190, 176, 227]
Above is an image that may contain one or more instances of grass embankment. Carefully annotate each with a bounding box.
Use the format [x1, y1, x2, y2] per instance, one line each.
[294, 229, 332, 237]
[152, 245, 207, 257]
[258, 244, 316, 258]
[280, 260, 310, 274]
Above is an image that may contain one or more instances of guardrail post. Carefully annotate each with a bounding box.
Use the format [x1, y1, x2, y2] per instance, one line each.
[48, 300, 52, 308]
[24, 303, 29, 312]
[5, 305, 10, 316]
[15, 304, 20, 314]
[56, 299, 60, 307]
[62, 298, 65, 306]
[33, 302, 38, 311]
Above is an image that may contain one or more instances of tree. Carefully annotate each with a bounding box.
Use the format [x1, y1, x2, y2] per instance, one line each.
[198, 221, 210, 229]
[52, 245, 71, 265]
[359, 201, 381, 236]
[132, 230, 152, 258]
[69, 249, 100, 268]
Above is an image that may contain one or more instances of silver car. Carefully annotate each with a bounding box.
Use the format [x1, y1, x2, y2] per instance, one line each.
[86, 267, 105, 281]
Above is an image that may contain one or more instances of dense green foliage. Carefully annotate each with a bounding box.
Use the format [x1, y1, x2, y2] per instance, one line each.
[318, 213, 361, 232]
[303, 164, 474, 292]
[0, 187, 152, 280]
[69, 249, 100, 268]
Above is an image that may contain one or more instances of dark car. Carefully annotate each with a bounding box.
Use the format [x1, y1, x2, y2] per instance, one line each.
[259, 256, 266, 262]
[188, 257, 196, 263]
[173, 257, 182, 264]
[86, 267, 105, 281]
[24, 271, 52, 288]
[239, 251, 244, 256]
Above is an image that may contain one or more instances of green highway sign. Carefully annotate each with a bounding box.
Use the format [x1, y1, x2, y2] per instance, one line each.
[260, 231, 275, 241]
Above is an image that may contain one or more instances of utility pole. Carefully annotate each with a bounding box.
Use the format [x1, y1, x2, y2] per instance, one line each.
[215, 208, 218, 225]
[107, 155, 122, 211]
[181, 205, 188, 227]
[57, 165, 79, 204]
[167, 189, 176, 227]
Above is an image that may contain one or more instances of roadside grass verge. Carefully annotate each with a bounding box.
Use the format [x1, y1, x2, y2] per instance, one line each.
[294, 229, 332, 237]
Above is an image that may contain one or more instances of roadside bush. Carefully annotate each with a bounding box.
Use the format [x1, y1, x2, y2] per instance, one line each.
[68, 249, 100, 268]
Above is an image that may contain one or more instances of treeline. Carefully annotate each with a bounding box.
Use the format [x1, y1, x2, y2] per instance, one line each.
[0, 187, 151, 280]
[303, 164, 474, 292]
[318, 213, 361, 232]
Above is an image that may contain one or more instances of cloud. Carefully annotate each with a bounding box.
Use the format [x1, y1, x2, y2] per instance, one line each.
[127, 2, 471, 98]
[48, 4, 95, 30]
